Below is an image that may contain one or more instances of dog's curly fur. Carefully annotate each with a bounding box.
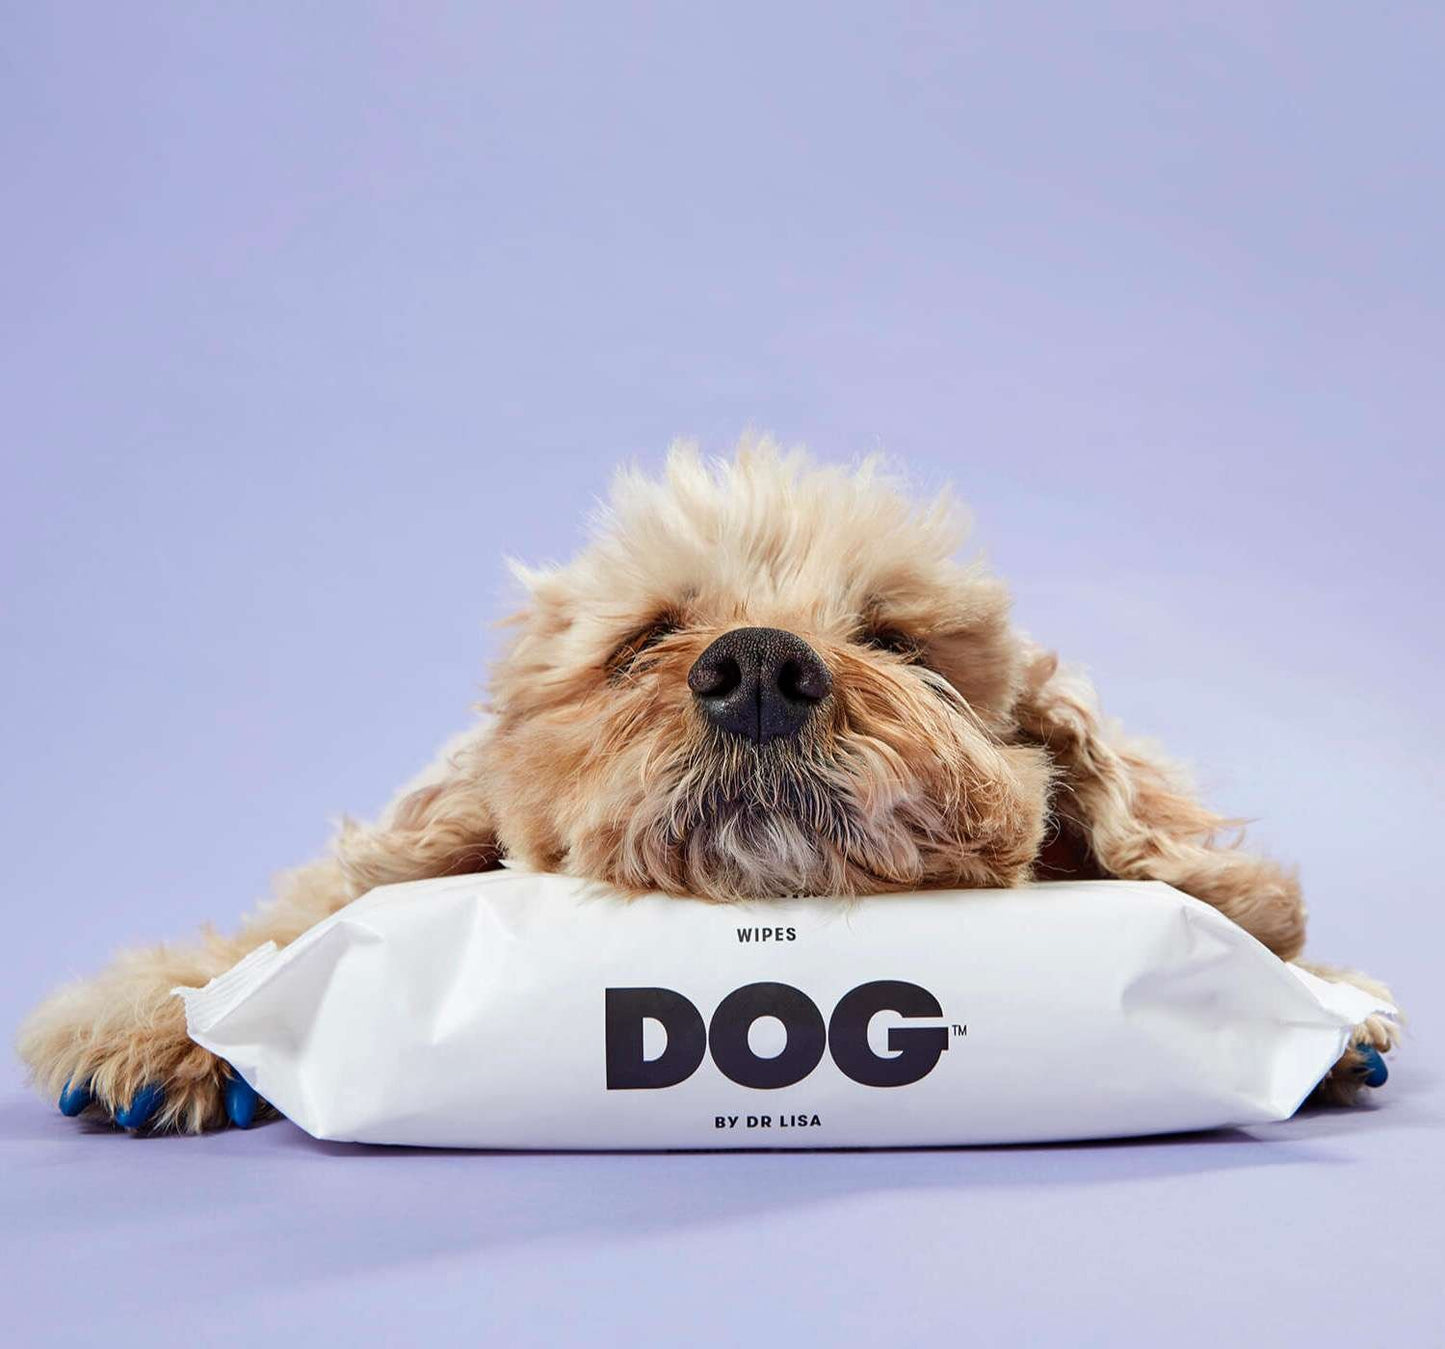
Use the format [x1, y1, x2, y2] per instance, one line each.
[17, 438, 1396, 1132]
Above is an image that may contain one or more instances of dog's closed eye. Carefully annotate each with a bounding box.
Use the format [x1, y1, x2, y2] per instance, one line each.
[860, 624, 924, 663]
[607, 613, 682, 677]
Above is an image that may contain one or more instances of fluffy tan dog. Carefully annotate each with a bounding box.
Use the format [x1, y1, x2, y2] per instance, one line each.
[18, 440, 1396, 1132]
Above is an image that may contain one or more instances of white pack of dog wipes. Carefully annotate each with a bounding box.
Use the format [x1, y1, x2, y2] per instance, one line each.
[175, 870, 1392, 1149]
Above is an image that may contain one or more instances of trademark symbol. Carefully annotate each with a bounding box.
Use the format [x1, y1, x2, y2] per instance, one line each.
[952, 1024, 967, 1037]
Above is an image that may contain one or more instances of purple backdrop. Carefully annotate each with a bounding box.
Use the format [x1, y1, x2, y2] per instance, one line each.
[3, 5, 1441, 1345]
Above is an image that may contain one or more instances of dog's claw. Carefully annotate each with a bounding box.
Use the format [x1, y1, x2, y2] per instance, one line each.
[113, 1083, 165, 1130]
[1356, 1044, 1388, 1088]
[58, 1079, 93, 1117]
[224, 1076, 260, 1129]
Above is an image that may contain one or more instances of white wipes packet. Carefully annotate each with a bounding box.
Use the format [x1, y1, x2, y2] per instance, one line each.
[175, 871, 1393, 1149]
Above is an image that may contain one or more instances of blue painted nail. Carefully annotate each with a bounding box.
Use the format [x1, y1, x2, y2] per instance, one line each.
[114, 1083, 165, 1129]
[58, 1079, 93, 1117]
[1357, 1045, 1388, 1088]
[224, 1076, 259, 1129]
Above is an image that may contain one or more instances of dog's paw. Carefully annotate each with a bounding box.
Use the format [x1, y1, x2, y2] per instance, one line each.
[54, 1070, 263, 1131]
[18, 951, 270, 1134]
[1309, 1013, 1398, 1107]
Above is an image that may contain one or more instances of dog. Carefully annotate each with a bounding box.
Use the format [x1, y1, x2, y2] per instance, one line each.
[18, 439, 1396, 1132]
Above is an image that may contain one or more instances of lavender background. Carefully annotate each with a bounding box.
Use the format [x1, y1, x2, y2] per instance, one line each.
[3, 5, 1441, 1345]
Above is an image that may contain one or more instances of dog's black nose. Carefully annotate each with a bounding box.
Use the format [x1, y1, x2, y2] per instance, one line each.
[687, 627, 832, 744]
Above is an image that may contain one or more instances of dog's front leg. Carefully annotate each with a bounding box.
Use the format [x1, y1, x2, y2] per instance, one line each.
[16, 856, 355, 1132]
[19, 731, 501, 1132]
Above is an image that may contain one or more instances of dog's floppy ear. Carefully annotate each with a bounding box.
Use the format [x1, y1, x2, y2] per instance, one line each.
[1013, 646, 1306, 958]
[333, 727, 502, 896]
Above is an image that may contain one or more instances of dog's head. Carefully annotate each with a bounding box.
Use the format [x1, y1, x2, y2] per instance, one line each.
[477, 441, 1053, 900]
[341, 439, 1158, 902]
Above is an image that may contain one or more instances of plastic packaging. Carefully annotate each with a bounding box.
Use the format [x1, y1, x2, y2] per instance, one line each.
[176, 870, 1392, 1149]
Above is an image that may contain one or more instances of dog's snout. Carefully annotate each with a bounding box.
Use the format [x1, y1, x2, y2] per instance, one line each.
[687, 627, 832, 744]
